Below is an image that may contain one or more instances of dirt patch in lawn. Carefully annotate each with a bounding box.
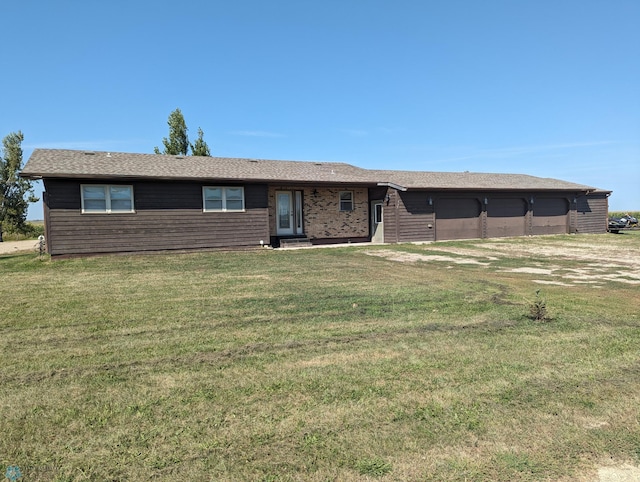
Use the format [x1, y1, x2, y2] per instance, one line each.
[364, 238, 640, 287]
[0, 240, 40, 254]
[365, 249, 490, 266]
[596, 462, 640, 482]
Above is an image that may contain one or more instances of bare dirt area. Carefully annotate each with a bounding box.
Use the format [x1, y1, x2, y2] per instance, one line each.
[0, 240, 41, 255]
[364, 249, 491, 266]
[365, 236, 640, 287]
[596, 462, 640, 482]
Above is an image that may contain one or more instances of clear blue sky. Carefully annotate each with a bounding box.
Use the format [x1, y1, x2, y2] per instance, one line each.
[2, 0, 638, 219]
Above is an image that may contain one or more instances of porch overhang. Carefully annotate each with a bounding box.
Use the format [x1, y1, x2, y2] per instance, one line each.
[376, 182, 408, 192]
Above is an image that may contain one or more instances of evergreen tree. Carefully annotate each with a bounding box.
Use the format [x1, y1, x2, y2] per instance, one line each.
[0, 131, 38, 242]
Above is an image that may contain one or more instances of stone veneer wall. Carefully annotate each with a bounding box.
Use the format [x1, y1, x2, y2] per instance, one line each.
[268, 186, 369, 240]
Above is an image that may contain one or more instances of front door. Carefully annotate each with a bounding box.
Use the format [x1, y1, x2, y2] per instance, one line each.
[371, 200, 384, 243]
[276, 191, 294, 235]
[276, 191, 304, 236]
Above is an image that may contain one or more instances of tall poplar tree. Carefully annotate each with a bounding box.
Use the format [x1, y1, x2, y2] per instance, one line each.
[154, 108, 211, 156]
[0, 131, 38, 242]
[190, 127, 211, 156]
[154, 108, 190, 155]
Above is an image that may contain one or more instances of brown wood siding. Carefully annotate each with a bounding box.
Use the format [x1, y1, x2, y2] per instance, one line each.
[375, 190, 599, 243]
[486, 198, 527, 238]
[532, 198, 569, 235]
[395, 192, 435, 242]
[436, 198, 482, 241]
[43, 191, 52, 253]
[382, 190, 399, 243]
[576, 193, 608, 234]
[43, 179, 269, 255]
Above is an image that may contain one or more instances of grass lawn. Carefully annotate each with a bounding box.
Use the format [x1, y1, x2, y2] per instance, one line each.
[1, 234, 639, 481]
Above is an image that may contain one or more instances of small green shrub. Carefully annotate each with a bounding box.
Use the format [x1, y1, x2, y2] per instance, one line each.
[529, 290, 549, 322]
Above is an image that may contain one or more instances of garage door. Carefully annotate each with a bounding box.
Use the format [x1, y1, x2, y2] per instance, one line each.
[436, 198, 481, 240]
[486, 198, 527, 238]
[533, 198, 568, 235]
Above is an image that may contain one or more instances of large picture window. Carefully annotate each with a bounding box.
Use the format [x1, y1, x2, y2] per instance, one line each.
[339, 191, 354, 212]
[81, 185, 134, 213]
[203, 186, 245, 212]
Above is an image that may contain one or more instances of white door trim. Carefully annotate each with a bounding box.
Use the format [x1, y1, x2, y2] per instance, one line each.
[371, 200, 384, 243]
[276, 191, 294, 235]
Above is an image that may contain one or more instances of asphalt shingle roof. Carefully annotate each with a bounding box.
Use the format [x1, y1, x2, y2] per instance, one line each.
[372, 169, 596, 191]
[22, 149, 599, 192]
[22, 149, 372, 184]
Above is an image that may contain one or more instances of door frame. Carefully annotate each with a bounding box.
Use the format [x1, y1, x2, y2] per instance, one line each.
[276, 190, 304, 236]
[370, 200, 384, 243]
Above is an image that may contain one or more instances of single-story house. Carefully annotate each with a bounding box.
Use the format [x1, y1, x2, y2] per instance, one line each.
[20, 149, 610, 257]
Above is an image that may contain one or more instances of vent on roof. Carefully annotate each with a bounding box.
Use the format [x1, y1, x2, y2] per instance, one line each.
[248, 160, 259, 163]
[314, 163, 322, 166]
[84, 152, 95, 155]
[175, 156, 184, 159]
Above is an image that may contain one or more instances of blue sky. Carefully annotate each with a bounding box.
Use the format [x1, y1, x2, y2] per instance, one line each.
[2, 0, 638, 219]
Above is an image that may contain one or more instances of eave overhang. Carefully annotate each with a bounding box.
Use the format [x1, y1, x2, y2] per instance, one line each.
[21, 171, 379, 187]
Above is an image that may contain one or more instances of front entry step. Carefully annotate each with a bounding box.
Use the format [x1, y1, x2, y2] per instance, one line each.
[279, 237, 312, 248]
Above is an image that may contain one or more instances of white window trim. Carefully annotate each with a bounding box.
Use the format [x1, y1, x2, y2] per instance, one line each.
[339, 191, 354, 212]
[203, 186, 246, 212]
[81, 184, 134, 214]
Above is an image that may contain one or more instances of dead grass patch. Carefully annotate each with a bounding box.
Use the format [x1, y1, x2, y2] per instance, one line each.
[367, 234, 640, 287]
[364, 248, 490, 265]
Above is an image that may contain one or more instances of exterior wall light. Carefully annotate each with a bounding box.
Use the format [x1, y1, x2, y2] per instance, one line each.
[484, 197, 489, 205]
[428, 196, 433, 206]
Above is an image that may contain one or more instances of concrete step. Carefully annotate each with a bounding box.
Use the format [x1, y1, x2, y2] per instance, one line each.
[279, 237, 312, 248]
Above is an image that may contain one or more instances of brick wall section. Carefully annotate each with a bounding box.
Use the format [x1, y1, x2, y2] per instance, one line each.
[268, 186, 369, 239]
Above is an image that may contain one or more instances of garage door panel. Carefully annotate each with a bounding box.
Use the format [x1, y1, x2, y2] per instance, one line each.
[533, 198, 568, 235]
[486, 198, 527, 238]
[436, 198, 481, 240]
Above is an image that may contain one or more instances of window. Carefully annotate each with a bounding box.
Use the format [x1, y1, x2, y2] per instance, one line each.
[203, 186, 245, 212]
[374, 203, 383, 224]
[339, 191, 354, 211]
[81, 185, 134, 213]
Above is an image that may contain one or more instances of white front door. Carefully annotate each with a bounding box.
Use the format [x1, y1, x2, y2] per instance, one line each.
[276, 191, 294, 235]
[371, 201, 384, 243]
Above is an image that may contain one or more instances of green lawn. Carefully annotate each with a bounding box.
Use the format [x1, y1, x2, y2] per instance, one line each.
[1, 234, 639, 481]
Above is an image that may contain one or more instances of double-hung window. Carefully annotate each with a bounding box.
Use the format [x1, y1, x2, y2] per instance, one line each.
[339, 191, 354, 212]
[81, 185, 134, 213]
[203, 187, 245, 212]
